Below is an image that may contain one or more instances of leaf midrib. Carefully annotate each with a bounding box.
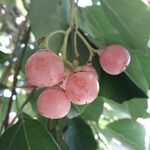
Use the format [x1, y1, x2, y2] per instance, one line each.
[107, 127, 142, 150]
[102, 0, 137, 44]
[7, 122, 22, 150]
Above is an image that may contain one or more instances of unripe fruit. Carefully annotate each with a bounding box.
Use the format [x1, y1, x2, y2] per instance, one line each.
[99, 45, 130, 75]
[25, 50, 64, 87]
[37, 87, 71, 119]
[65, 72, 99, 105]
[82, 64, 98, 80]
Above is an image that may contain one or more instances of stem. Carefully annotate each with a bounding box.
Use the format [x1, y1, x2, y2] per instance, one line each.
[9, 88, 36, 126]
[47, 119, 51, 132]
[3, 25, 31, 130]
[45, 30, 66, 48]
[73, 5, 78, 29]
[90, 122, 109, 150]
[0, 16, 25, 84]
[77, 30, 98, 61]
[73, 31, 79, 59]
[61, 26, 73, 67]
[77, 31, 98, 53]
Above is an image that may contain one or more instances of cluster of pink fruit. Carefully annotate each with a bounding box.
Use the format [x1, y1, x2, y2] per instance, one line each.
[25, 44, 130, 119]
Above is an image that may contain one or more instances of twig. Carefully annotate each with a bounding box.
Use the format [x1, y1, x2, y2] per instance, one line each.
[47, 119, 52, 133]
[61, 26, 73, 67]
[45, 30, 66, 48]
[3, 23, 31, 129]
[90, 122, 109, 150]
[73, 31, 79, 59]
[9, 88, 36, 126]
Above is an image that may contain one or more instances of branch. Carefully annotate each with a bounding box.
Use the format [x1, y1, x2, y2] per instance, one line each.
[3, 23, 31, 129]
[9, 88, 36, 126]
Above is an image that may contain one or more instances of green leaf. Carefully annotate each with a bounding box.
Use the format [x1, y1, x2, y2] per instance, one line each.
[0, 97, 9, 126]
[22, 88, 44, 118]
[0, 83, 7, 90]
[107, 119, 146, 150]
[91, 0, 100, 5]
[67, 104, 86, 119]
[125, 50, 148, 94]
[28, 0, 70, 52]
[64, 118, 97, 150]
[0, 0, 15, 5]
[0, 117, 60, 150]
[136, 51, 150, 88]
[0, 51, 10, 64]
[67, 32, 90, 65]
[78, 5, 115, 48]
[92, 55, 147, 103]
[101, 0, 150, 52]
[103, 98, 148, 120]
[82, 96, 104, 122]
[124, 98, 148, 120]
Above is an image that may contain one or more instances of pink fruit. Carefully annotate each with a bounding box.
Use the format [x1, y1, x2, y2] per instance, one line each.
[64, 67, 73, 78]
[37, 87, 71, 119]
[99, 45, 130, 75]
[65, 72, 99, 105]
[59, 67, 73, 90]
[22, 80, 34, 94]
[82, 64, 98, 80]
[25, 50, 64, 87]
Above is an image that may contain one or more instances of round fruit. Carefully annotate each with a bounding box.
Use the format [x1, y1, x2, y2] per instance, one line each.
[22, 80, 34, 94]
[99, 45, 130, 75]
[37, 87, 71, 119]
[25, 50, 64, 87]
[65, 72, 99, 105]
[82, 64, 98, 80]
[60, 67, 73, 90]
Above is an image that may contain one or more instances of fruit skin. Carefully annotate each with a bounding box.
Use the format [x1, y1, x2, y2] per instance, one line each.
[60, 67, 73, 90]
[25, 50, 64, 87]
[98, 45, 131, 75]
[82, 64, 98, 80]
[37, 87, 71, 119]
[65, 72, 99, 105]
[22, 80, 34, 94]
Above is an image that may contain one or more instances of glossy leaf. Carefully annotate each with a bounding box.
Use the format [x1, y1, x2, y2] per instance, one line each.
[92, 55, 147, 103]
[103, 98, 148, 120]
[25, 88, 44, 113]
[107, 119, 146, 150]
[67, 104, 86, 119]
[0, 97, 9, 127]
[78, 5, 114, 48]
[64, 118, 97, 150]
[0, 118, 60, 150]
[125, 49, 148, 94]
[28, 0, 70, 52]
[67, 32, 90, 65]
[101, 0, 150, 52]
[82, 96, 104, 122]
[136, 51, 150, 88]
[125, 98, 148, 120]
